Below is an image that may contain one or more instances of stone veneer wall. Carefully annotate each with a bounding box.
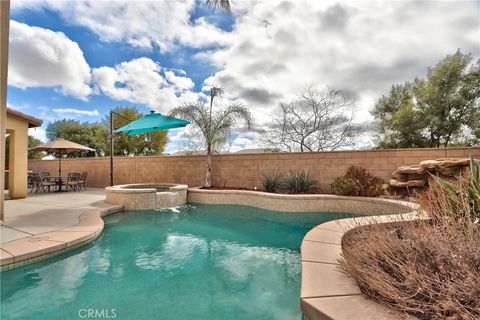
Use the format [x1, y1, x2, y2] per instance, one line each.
[105, 184, 188, 210]
[187, 188, 414, 215]
[29, 147, 480, 191]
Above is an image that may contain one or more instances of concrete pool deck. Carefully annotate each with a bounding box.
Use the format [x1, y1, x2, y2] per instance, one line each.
[1, 188, 123, 270]
[1, 188, 108, 244]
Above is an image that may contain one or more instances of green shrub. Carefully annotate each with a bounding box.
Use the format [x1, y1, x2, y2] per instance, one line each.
[284, 170, 318, 194]
[331, 166, 384, 197]
[261, 171, 284, 193]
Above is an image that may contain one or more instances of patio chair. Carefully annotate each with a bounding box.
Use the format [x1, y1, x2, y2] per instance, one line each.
[65, 172, 81, 191]
[30, 173, 56, 193]
[27, 172, 35, 190]
[30, 173, 41, 193]
[41, 171, 57, 192]
[40, 172, 51, 182]
[79, 172, 88, 191]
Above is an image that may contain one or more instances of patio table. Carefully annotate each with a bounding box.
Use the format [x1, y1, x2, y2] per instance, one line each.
[50, 176, 68, 192]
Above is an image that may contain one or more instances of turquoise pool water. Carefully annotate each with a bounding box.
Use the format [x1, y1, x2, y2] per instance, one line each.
[1, 204, 351, 320]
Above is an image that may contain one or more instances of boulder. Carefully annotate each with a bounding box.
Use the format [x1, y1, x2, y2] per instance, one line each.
[386, 157, 476, 197]
[389, 179, 426, 188]
[394, 165, 426, 175]
[419, 158, 471, 169]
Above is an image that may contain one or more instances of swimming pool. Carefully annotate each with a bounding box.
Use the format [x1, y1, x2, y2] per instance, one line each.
[1, 204, 352, 320]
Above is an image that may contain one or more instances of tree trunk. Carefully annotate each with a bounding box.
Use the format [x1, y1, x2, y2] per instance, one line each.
[205, 151, 212, 187]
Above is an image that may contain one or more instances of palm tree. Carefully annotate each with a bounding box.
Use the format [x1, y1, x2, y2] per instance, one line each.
[170, 87, 252, 187]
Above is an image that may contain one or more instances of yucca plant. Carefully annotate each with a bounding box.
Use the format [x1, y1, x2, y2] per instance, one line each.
[429, 156, 480, 223]
[285, 170, 318, 194]
[261, 171, 284, 193]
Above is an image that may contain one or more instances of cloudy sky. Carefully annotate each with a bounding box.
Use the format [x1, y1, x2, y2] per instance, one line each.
[8, 0, 480, 153]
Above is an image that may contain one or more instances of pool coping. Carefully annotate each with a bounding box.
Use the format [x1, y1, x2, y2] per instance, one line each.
[188, 188, 422, 320]
[0, 204, 123, 271]
[300, 212, 422, 320]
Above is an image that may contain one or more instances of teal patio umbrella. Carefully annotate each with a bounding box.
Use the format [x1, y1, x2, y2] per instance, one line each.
[109, 111, 190, 185]
[115, 111, 190, 135]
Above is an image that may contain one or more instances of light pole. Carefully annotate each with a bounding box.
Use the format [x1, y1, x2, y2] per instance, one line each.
[109, 110, 131, 186]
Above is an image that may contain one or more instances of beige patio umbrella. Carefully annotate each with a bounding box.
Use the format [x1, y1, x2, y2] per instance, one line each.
[29, 138, 95, 177]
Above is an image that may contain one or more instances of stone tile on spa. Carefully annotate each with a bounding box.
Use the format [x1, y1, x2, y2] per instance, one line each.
[301, 241, 342, 264]
[301, 262, 361, 298]
[302, 295, 406, 320]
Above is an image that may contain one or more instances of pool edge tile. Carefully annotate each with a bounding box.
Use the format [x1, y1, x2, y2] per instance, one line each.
[0, 204, 123, 269]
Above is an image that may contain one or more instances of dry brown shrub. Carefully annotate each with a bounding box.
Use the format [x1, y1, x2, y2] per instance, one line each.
[421, 172, 479, 223]
[340, 183, 480, 319]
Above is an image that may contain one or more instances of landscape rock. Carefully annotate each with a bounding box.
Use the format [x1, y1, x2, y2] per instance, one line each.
[386, 157, 476, 197]
[394, 165, 426, 175]
[419, 158, 471, 169]
[389, 179, 426, 188]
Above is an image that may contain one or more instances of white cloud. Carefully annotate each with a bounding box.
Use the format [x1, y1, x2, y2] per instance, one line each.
[92, 57, 200, 112]
[203, 0, 480, 125]
[12, 0, 231, 52]
[36, 106, 60, 123]
[8, 21, 92, 99]
[52, 108, 100, 117]
[36, 106, 99, 122]
[28, 127, 46, 142]
[230, 134, 260, 153]
[10, 0, 479, 147]
[165, 71, 194, 91]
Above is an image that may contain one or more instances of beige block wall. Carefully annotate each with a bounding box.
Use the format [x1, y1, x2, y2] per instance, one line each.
[28, 147, 480, 191]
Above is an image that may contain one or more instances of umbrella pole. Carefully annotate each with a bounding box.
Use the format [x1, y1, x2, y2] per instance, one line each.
[59, 150, 62, 177]
[57, 150, 62, 192]
[110, 111, 114, 186]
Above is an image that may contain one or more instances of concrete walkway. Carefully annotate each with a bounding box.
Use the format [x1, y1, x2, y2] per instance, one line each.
[1, 188, 108, 244]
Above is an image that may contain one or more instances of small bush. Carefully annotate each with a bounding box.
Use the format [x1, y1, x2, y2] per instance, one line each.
[331, 166, 384, 197]
[261, 171, 284, 193]
[284, 170, 317, 194]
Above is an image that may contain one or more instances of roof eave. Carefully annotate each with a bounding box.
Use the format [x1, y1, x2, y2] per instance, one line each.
[7, 108, 43, 128]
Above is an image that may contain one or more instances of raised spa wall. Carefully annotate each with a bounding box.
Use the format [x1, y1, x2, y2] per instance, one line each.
[105, 184, 188, 210]
[187, 188, 412, 215]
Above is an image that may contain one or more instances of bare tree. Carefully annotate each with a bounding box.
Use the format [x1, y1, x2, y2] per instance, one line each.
[262, 86, 359, 152]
